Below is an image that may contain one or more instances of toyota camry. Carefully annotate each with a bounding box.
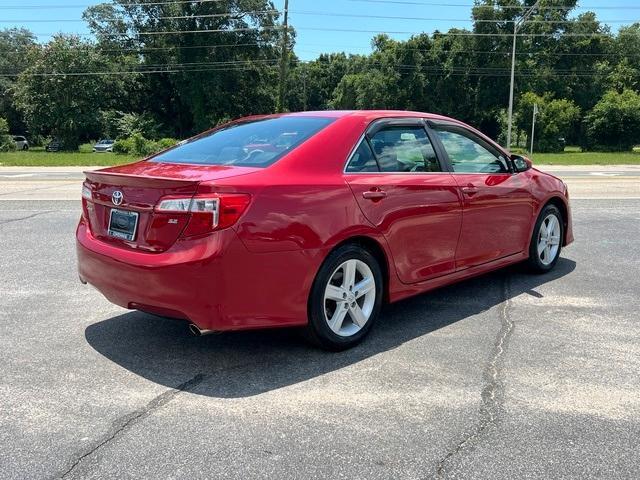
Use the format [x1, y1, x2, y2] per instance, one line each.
[77, 110, 573, 350]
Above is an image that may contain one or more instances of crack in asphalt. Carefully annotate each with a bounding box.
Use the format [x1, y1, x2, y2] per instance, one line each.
[434, 276, 514, 478]
[0, 210, 54, 225]
[52, 359, 260, 480]
[53, 373, 208, 480]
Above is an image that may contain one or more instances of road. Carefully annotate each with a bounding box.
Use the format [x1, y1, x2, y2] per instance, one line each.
[0, 168, 639, 479]
[1, 165, 639, 200]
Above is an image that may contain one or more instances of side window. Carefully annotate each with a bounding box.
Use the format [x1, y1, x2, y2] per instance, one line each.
[435, 129, 509, 173]
[346, 140, 379, 172]
[369, 126, 441, 173]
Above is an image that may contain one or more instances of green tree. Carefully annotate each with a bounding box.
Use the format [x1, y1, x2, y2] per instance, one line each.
[83, 0, 282, 136]
[0, 28, 37, 134]
[585, 89, 640, 150]
[516, 92, 580, 152]
[13, 35, 124, 150]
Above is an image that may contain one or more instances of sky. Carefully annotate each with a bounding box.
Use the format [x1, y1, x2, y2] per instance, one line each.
[1, 0, 639, 60]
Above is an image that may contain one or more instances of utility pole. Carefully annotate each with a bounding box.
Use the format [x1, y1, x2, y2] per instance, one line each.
[506, 0, 540, 150]
[277, 0, 289, 113]
[302, 66, 307, 111]
[530, 103, 538, 156]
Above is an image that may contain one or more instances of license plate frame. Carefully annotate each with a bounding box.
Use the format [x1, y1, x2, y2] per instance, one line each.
[108, 208, 139, 241]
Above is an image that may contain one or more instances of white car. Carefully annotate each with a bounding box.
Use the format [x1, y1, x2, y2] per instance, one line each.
[93, 139, 115, 152]
[13, 136, 29, 150]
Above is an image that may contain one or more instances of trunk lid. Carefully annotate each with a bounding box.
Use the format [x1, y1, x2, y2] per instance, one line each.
[83, 161, 260, 252]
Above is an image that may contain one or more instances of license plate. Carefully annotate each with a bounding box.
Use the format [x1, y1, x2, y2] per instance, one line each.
[108, 209, 139, 241]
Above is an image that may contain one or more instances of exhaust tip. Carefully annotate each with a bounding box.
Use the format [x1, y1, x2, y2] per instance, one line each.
[188, 323, 218, 337]
[188, 323, 203, 336]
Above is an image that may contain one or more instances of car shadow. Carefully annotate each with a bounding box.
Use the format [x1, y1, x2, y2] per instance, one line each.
[85, 258, 576, 398]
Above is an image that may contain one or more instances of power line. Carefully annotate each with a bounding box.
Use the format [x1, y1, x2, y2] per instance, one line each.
[3, 11, 634, 24]
[27, 27, 617, 38]
[3, 0, 638, 10]
[0, 0, 227, 9]
[347, 0, 640, 9]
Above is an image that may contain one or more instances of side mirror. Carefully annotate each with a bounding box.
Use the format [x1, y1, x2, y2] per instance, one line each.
[511, 154, 532, 173]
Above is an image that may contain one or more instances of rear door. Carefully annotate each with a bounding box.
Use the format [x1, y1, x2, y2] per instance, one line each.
[430, 122, 533, 269]
[345, 119, 462, 284]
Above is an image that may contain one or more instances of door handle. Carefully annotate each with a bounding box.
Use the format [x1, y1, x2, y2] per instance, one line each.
[461, 186, 479, 196]
[362, 190, 387, 200]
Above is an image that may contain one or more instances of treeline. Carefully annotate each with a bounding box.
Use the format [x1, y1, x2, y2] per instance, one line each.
[1, 0, 640, 152]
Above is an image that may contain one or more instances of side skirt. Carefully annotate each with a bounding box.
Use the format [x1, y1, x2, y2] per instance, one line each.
[389, 251, 528, 303]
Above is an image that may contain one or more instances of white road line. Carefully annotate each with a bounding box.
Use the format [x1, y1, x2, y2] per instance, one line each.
[0, 174, 36, 178]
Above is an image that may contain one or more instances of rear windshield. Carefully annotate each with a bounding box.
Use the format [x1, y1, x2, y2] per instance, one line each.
[151, 116, 335, 167]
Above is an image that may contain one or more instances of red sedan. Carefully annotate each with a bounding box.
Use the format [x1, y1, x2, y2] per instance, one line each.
[77, 111, 573, 350]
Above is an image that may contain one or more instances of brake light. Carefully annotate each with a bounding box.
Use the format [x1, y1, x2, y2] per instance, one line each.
[156, 193, 251, 236]
[81, 182, 93, 222]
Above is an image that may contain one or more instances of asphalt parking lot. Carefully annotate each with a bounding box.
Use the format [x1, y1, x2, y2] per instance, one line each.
[1, 172, 639, 479]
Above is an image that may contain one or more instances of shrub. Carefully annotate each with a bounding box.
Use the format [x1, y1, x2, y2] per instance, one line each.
[112, 134, 179, 156]
[112, 137, 134, 155]
[156, 137, 179, 151]
[0, 118, 17, 152]
[585, 89, 640, 151]
[515, 93, 581, 153]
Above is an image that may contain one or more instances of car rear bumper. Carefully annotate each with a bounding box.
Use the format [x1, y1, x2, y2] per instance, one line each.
[76, 219, 320, 331]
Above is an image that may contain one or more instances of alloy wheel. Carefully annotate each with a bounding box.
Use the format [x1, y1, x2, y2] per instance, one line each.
[323, 259, 376, 337]
[537, 213, 561, 265]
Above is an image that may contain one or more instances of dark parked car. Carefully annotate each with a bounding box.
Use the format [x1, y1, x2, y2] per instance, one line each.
[45, 140, 63, 152]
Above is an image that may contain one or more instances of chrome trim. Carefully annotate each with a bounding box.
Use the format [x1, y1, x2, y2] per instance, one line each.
[343, 171, 449, 175]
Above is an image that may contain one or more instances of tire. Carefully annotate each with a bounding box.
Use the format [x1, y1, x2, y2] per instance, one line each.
[305, 244, 383, 351]
[22, 145, 28, 151]
[527, 204, 564, 273]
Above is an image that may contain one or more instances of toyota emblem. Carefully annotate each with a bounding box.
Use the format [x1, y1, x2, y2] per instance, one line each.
[111, 190, 124, 206]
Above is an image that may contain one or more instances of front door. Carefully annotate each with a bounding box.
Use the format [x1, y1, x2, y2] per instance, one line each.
[345, 121, 463, 284]
[431, 124, 533, 269]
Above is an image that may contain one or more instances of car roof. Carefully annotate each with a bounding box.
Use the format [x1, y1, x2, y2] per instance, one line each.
[278, 110, 458, 122]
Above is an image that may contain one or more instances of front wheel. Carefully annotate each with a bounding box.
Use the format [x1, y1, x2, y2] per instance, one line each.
[527, 204, 564, 273]
[305, 244, 383, 350]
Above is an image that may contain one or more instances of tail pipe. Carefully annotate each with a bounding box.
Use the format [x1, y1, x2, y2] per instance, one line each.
[188, 323, 219, 337]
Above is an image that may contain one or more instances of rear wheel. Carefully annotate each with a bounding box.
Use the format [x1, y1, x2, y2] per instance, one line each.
[527, 204, 563, 273]
[305, 244, 383, 350]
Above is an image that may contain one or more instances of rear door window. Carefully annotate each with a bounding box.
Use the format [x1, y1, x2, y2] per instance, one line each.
[369, 126, 441, 173]
[152, 116, 335, 167]
[435, 128, 510, 173]
[346, 141, 379, 172]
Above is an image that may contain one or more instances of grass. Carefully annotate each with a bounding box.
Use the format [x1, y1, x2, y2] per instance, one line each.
[1, 145, 640, 167]
[0, 146, 136, 167]
[531, 151, 640, 165]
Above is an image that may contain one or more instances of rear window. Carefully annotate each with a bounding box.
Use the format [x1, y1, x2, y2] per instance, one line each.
[151, 116, 335, 167]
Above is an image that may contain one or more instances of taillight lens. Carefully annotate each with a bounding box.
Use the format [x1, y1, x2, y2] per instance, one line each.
[156, 193, 251, 236]
[82, 184, 92, 200]
[81, 182, 93, 222]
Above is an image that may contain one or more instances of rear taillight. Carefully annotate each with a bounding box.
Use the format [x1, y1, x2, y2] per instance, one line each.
[156, 193, 251, 236]
[81, 182, 93, 222]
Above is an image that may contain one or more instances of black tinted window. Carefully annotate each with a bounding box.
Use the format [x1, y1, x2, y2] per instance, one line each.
[152, 117, 335, 167]
[346, 140, 379, 172]
[370, 127, 441, 173]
